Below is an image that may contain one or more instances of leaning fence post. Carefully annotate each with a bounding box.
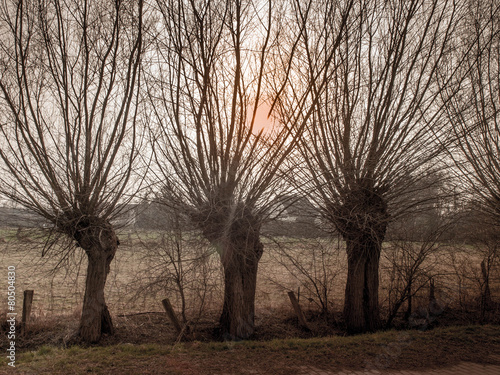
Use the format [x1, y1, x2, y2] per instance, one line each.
[162, 298, 183, 333]
[429, 278, 435, 303]
[21, 290, 34, 335]
[162, 298, 193, 341]
[287, 291, 311, 331]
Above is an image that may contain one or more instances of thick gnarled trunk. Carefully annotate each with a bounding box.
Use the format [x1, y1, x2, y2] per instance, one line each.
[75, 222, 118, 343]
[197, 202, 263, 340]
[343, 235, 382, 333]
[219, 236, 263, 340]
[331, 184, 388, 334]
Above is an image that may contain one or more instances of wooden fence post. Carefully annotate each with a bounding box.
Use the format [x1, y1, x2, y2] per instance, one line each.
[21, 290, 34, 335]
[162, 297, 193, 341]
[480, 260, 492, 319]
[162, 298, 183, 333]
[429, 278, 435, 303]
[287, 291, 311, 331]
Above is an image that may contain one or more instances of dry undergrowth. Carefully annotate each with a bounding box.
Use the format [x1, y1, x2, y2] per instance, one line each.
[4, 325, 500, 375]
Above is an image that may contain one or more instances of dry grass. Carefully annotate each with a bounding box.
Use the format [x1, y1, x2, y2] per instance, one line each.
[0, 227, 499, 349]
[4, 325, 500, 375]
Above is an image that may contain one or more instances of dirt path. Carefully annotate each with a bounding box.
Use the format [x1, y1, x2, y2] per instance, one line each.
[298, 356, 500, 375]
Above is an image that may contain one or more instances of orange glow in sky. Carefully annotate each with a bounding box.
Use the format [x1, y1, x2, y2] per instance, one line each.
[249, 102, 276, 135]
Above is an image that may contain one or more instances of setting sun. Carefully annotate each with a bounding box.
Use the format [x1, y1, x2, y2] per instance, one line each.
[248, 102, 276, 135]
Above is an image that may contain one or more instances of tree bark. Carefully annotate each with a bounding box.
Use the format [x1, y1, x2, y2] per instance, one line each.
[76, 222, 118, 343]
[219, 232, 263, 340]
[344, 243, 365, 333]
[334, 184, 388, 334]
[364, 242, 381, 331]
[343, 234, 382, 333]
[195, 201, 263, 340]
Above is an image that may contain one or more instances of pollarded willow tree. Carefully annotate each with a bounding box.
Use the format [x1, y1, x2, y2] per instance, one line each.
[277, 0, 463, 333]
[440, 0, 500, 228]
[439, 0, 500, 310]
[147, 0, 351, 339]
[0, 0, 143, 343]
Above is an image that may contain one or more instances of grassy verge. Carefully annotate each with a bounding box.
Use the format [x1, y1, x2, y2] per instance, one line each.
[4, 325, 500, 375]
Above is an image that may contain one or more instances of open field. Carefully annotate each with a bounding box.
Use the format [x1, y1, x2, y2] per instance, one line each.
[0, 228, 341, 320]
[1, 227, 499, 349]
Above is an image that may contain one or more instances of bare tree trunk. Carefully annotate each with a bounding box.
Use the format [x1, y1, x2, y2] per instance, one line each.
[76, 223, 118, 343]
[219, 238, 263, 340]
[343, 235, 382, 334]
[364, 244, 381, 331]
[338, 186, 387, 334]
[344, 247, 366, 333]
[197, 203, 264, 340]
